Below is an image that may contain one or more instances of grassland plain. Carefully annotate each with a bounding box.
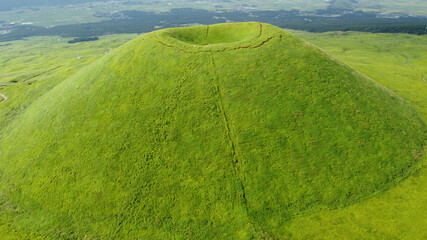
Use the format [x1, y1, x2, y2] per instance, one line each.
[0, 22, 425, 239]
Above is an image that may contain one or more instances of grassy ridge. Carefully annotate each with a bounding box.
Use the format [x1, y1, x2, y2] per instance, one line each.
[0, 24, 425, 238]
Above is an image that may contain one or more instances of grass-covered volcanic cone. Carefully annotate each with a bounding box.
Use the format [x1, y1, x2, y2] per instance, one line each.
[0, 22, 425, 239]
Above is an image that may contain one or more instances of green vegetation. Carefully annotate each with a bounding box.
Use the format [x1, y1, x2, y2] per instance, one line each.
[281, 30, 427, 239]
[0, 34, 136, 240]
[68, 36, 99, 44]
[3, 8, 426, 43]
[0, 23, 425, 239]
[0, 34, 137, 131]
[1, 0, 425, 38]
[293, 31, 427, 126]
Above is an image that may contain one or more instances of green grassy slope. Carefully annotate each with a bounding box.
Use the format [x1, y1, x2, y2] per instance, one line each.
[0, 23, 425, 239]
[282, 30, 427, 239]
[294, 31, 427, 120]
[0, 34, 136, 131]
[0, 34, 136, 240]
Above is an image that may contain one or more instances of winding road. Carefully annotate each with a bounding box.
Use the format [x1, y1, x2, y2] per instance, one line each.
[0, 92, 8, 104]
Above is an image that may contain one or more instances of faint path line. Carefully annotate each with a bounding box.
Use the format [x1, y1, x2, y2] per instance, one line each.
[22, 65, 62, 83]
[400, 54, 425, 83]
[0, 92, 8, 104]
[207, 52, 276, 239]
[205, 25, 210, 38]
[0, 66, 61, 105]
[208, 52, 239, 165]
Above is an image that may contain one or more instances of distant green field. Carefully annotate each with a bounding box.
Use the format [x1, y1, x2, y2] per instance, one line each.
[358, 0, 427, 15]
[0, 23, 425, 239]
[0, 0, 330, 27]
[0, 0, 426, 29]
[332, 0, 427, 15]
[0, 5, 108, 27]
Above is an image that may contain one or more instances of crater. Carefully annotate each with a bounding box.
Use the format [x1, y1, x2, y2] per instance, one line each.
[155, 22, 267, 51]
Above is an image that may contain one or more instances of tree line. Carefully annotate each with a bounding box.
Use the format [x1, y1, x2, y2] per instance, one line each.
[1, 8, 426, 42]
